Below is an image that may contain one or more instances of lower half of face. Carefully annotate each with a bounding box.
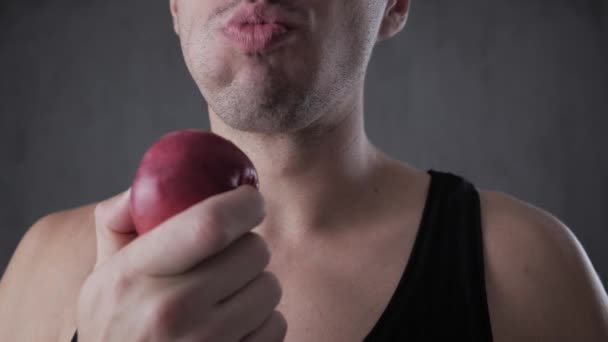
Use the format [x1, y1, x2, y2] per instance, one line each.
[177, 0, 383, 134]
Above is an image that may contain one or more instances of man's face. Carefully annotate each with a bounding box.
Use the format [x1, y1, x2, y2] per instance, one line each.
[172, 0, 386, 134]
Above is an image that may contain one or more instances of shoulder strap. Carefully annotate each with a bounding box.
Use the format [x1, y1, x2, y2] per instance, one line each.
[365, 169, 494, 341]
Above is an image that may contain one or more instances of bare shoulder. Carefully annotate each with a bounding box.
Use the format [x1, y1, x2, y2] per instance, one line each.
[0, 203, 98, 341]
[478, 189, 608, 341]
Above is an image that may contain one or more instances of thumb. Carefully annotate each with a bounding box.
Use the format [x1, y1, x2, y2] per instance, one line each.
[94, 188, 137, 269]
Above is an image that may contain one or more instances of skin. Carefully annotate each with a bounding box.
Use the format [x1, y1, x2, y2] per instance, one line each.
[169, 0, 407, 242]
[1, 0, 607, 341]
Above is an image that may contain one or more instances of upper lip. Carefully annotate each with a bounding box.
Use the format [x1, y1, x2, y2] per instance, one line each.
[225, 4, 298, 30]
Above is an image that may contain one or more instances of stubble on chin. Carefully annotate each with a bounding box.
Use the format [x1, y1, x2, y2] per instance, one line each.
[205, 65, 324, 134]
[185, 21, 329, 135]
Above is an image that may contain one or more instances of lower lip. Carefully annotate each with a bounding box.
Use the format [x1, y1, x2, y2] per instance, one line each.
[223, 23, 293, 53]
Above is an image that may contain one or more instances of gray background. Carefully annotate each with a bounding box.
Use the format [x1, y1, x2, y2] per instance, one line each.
[1, 0, 607, 291]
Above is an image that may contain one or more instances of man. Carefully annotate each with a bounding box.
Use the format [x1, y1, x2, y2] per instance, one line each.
[1, 0, 607, 340]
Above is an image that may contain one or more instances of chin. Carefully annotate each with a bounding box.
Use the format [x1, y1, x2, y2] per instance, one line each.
[201, 61, 323, 133]
[210, 96, 318, 135]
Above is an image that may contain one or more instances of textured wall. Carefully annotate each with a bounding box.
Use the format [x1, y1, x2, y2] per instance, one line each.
[1, 0, 607, 291]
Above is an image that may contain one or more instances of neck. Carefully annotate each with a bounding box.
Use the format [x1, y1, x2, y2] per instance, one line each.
[208, 95, 385, 240]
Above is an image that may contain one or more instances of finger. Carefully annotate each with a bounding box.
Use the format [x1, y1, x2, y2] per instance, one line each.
[166, 232, 271, 325]
[94, 188, 137, 268]
[206, 232, 271, 301]
[217, 271, 282, 338]
[241, 311, 288, 342]
[123, 185, 265, 277]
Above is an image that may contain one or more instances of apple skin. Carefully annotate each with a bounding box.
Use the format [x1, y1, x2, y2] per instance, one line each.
[130, 129, 259, 235]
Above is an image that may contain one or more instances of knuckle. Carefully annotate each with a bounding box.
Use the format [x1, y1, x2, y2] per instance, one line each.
[194, 209, 229, 251]
[247, 233, 271, 268]
[144, 294, 181, 336]
[272, 311, 288, 339]
[235, 186, 265, 226]
[244, 311, 287, 342]
[261, 271, 283, 304]
[111, 267, 134, 300]
[243, 189, 266, 226]
[246, 188, 266, 222]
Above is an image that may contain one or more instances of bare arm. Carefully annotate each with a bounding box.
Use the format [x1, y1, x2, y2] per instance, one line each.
[481, 191, 608, 341]
[0, 205, 97, 341]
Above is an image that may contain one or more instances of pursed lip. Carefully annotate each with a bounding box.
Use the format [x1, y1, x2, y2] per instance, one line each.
[224, 3, 299, 29]
[222, 4, 300, 53]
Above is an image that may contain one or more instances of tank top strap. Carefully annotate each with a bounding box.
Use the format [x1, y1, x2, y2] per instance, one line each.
[364, 169, 494, 341]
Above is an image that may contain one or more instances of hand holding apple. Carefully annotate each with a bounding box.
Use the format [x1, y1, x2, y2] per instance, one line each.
[76, 130, 287, 342]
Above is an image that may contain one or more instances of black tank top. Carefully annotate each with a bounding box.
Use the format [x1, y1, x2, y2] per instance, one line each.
[363, 169, 494, 341]
[72, 169, 493, 342]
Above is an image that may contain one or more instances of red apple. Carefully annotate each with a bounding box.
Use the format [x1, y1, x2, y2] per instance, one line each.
[130, 129, 259, 235]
